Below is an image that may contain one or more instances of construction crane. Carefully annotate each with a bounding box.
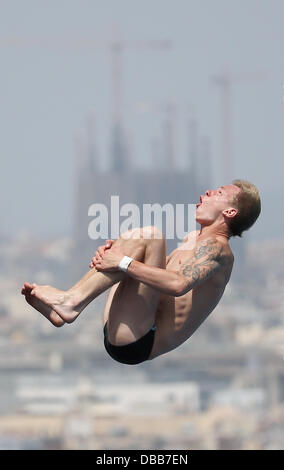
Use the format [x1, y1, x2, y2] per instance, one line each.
[0, 29, 173, 171]
[106, 28, 172, 171]
[211, 67, 270, 182]
[211, 69, 235, 183]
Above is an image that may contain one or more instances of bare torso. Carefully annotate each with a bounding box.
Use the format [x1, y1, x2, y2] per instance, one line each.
[148, 231, 234, 360]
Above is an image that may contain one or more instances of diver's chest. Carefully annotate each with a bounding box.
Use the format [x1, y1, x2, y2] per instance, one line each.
[167, 249, 195, 270]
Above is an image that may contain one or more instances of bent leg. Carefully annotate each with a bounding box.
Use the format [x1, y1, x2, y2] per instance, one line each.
[22, 226, 164, 325]
[103, 226, 166, 345]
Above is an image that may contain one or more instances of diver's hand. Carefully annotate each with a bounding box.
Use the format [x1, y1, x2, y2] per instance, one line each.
[93, 245, 126, 272]
[89, 240, 115, 268]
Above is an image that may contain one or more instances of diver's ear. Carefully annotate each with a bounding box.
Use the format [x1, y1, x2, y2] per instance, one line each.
[223, 207, 238, 219]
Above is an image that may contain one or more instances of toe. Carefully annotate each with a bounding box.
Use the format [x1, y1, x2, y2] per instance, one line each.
[23, 282, 33, 292]
[22, 282, 32, 295]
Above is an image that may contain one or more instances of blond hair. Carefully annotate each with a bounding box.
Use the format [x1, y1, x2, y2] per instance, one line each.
[228, 179, 261, 237]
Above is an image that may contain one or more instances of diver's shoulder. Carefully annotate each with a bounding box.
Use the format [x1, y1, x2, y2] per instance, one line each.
[220, 241, 234, 268]
[212, 240, 234, 285]
[205, 236, 234, 265]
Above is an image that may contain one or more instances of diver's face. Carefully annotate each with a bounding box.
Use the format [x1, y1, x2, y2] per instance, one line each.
[195, 184, 240, 225]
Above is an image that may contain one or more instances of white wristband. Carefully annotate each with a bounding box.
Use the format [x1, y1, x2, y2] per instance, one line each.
[118, 256, 134, 272]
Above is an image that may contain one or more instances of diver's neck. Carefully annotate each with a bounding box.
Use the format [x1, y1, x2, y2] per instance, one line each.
[197, 224, 231, 242]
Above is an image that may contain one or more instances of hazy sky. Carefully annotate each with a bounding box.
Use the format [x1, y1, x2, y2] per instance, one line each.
[1, 0, 283, 242]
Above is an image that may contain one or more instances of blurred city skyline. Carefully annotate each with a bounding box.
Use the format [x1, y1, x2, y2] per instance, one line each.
[1, 0, 283, 243]
[0, 1, 284, 450]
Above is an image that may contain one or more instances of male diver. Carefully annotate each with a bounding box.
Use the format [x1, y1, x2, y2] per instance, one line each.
[21, 179, 261, 365]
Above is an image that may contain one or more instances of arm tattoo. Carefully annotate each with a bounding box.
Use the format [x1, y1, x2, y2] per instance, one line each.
[180, 238, 223, 290]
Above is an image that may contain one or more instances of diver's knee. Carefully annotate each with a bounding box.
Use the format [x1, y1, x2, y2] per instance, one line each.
[119, 225, 164, 244]
[141, 225, 164, 241]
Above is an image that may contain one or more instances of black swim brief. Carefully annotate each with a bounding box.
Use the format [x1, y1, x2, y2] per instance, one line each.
[103, 321, 157, 365]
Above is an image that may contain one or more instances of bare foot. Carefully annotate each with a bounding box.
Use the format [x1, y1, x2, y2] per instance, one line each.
[22, 283, 65, 327]
[26, 295, 65, 327]
[22, 282, 80, 324]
